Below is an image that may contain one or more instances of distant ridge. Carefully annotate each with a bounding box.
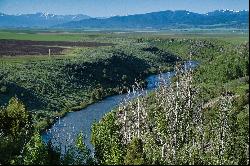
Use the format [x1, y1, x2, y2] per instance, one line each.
[0, 13, 91, 28]
[0, 10, 248, 29]
[57, 10, 249, 29]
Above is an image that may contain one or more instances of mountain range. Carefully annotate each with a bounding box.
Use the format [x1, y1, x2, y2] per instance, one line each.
[0, 12, 91, 28]
[0, 10, 248, 29]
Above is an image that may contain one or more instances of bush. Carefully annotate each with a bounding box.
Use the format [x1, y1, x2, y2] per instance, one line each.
[0, 97, 32, 164]
[0, 86, 7, 94]
[124, 138, 145, 165]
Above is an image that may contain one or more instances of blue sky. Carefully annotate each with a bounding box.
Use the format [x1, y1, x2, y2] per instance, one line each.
[0, 0, 248, 17]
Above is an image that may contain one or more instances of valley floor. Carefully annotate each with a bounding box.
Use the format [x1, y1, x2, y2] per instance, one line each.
[0, 29, 248, 165]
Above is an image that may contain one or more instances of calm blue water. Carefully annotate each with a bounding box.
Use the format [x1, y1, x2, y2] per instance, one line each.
[42, 61, 198, 153]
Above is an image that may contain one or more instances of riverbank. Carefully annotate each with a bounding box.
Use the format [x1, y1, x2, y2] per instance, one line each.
[38, 64, 177, 133]
[41, 61, 198, 152]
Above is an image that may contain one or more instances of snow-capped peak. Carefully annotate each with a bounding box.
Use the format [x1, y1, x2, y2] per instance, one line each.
[221, 9, 246, 13]
[39, 12, 51, 19]
[206, 9, 247, 15]
[72, 15, 78, 19]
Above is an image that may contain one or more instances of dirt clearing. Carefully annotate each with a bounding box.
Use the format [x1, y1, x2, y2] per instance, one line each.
[0, 39, 113, 56]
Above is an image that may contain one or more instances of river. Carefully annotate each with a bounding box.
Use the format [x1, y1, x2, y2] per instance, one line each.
[42, 60, 198, 153]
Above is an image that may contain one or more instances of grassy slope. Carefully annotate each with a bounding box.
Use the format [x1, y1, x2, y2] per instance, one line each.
[152, 33, 249, 103]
